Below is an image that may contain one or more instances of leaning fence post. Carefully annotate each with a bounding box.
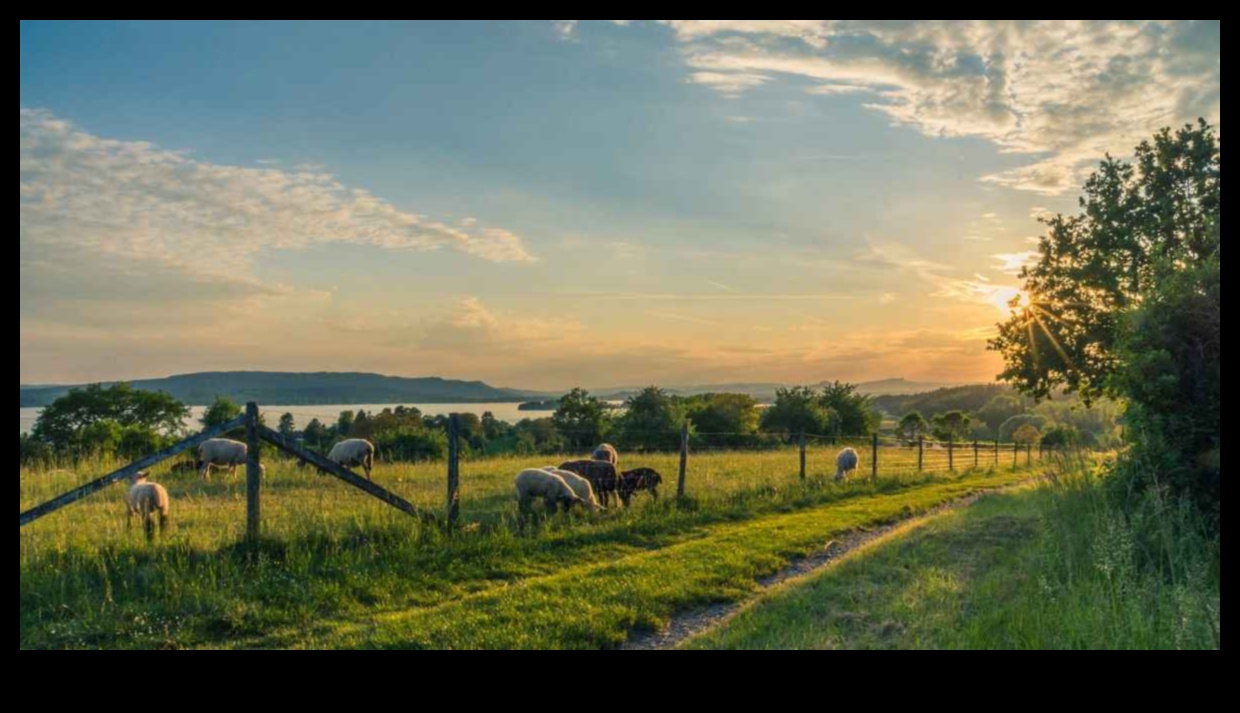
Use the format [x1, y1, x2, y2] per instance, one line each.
[973, 440, 980, 470]
[798, 432, 806, 482]
[677, 421, 689, 498]
[447, 413, 461, 525]
[871, 432, 879, 484]
[948, 439, 954, 471]
[918, 435, 924, 471]
[245, 402, 261, 543]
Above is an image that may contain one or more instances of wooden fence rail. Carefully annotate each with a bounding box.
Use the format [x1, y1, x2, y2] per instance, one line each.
[19, 415, 246, 528]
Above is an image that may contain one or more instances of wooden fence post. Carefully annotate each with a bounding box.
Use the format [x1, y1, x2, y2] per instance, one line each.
[676, 421, 689, 498]
[871, 432, 879, 484]
[948, 439, 954, 471]
[245, 402, 261, 543]
[973, 440, 980, 470]
[1013, 442, 1020, 470]
[918, 435, 924, 471]
[799, 432, 806, 482]
[447, 413, 460, 525]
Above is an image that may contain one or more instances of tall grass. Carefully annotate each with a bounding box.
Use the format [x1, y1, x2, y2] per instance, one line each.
[20, 445, 1040, 649]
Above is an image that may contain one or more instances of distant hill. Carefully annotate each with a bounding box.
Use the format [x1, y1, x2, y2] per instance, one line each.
[872, 384, 1010, 416]
[18, 372, 546, 408]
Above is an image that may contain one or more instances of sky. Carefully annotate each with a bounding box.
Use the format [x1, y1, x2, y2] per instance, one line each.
[19, 20, 1221, 390]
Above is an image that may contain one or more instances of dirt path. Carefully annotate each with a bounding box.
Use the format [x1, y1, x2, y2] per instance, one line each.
[620, 489, 1002, 650]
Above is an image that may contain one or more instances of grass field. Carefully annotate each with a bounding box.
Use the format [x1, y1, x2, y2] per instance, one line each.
[685, 472, 1221, 650]
[20, 444, 1043, 649]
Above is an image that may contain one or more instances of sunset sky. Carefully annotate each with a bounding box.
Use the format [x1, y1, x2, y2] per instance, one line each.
[19, 20, 1221, 390]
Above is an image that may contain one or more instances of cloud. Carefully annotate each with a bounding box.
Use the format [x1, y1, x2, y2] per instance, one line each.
[993, 251, 1039, 276]
[416, 297, 582, 352]
[19, 109, 534, 312]
[609, 20, 1219, 194]
[552, 20, 579, 38]
[855, 240, 1021, 311]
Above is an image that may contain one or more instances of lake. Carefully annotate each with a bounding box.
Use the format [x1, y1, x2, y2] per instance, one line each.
[19, 402, 554, 435]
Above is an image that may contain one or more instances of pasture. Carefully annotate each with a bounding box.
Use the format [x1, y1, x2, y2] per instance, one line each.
[20, 445, 1046, 649]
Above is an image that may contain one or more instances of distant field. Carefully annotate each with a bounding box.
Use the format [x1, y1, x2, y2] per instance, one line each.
[20, 446, 1046, 649]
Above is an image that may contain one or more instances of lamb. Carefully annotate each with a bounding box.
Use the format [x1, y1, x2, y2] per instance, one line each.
[618, 467, 663, 506]
[327, 438, 376, 481]
[591, 443, 619, 467]
[125, 471, 169, 540]
[835, 447, 860, 482]
[197, 438, 254, 481]
[541, 467, 604, 511]
[515, 468, 593, 515]
[558, 459, 621, 508]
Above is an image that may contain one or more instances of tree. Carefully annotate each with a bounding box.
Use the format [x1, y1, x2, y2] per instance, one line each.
[686, 393, 760, 447]
[617, 387, 683, 451]
[896, 412, 929, 444]
[1040, 424, 1079, 448]
[820, 381, 879, 437]
[303, 418, 330, 449]
[481, 411, 507, 441]
[336, 410, 355, 437]
[931, 411, 971, 443]
[999, 414, 1048, 443]
[199, 396, 242, 430]
[977, 394, 1027, 432]
[761, 387, 836, 438]
[32, 383, 189, 452]
[278, 412, 297, 438]
[992, 120, 1220, 403]
[552, 388, 610, 449]
[1012, 423, 1041, 445]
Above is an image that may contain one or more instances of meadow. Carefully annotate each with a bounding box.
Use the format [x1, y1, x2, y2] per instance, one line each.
[19, 444, 1042, 649]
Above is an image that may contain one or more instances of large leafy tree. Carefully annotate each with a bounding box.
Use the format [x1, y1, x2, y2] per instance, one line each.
[991, 120, 1220, 402]
[991, 121, 1220, 510]
[552, 388, 611, 449]
[896, 411, 929, 444]
[199, 396, 242, 430]
[32, 383, 189, 451]
[931, 411, 972, 443]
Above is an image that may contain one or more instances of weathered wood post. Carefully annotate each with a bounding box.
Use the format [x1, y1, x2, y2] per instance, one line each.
[1013, 441, 1020, 470]
[799, 432, 807, 482]
[917, 435, 924, 471]
[871, 432, 879, 484]
[447, 413, 461, 525]
[676, 421, 689, 498]
[245, 402, 261, 543]
[974, 440, 980, 470]
[948, 439, 955, 471]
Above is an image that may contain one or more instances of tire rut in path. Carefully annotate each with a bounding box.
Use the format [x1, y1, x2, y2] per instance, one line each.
[619, 489, 1002, 650]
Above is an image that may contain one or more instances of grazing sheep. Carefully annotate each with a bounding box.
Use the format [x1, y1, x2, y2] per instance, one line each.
[558, 459, 621, 508]
[618, 467, 664, 506]
[125, 471, 169, 540]
[515, 468, 593, 515]
[327, 439, 376, 481]
[543, 468, 604, 511]
[591, 443, 619, 467]
[197, 438, 251, 481]
[835, 447, 860, 482]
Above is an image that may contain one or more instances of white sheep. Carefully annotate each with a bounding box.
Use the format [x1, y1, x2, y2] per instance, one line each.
[542, 467, 604, 510]
[197, 438, 260, 481]
[327, 438, 376, 481]
[515, 468, 594, 515]
[125, 471, 169, 539]
[591, 443, 619, 467]
[835, 447, 860, 482]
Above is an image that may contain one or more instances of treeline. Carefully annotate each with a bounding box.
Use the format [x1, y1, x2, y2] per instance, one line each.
[879, 384, 1122, 447]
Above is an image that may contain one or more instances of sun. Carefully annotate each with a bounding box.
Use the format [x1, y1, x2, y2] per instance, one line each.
[989, 287, 1031, 314]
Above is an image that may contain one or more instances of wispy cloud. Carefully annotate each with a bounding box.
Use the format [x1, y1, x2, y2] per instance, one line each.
[706, 279, 735, 292]
[19, 108, 535, 315]
[606, 20, 1220, 194]
[646, 311, 723, 326]
[993, 251, 1039, 276]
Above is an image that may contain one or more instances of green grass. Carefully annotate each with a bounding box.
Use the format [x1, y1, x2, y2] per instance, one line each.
[685, 469, 1220, 650]
[20, 445, 1039, 649]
